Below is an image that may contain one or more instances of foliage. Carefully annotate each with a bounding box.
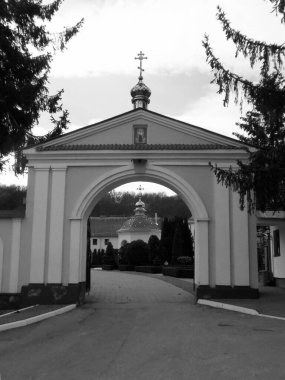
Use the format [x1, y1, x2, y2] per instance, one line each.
[203, 3, 285, 212]
[181, 218, 194, 258]
[0, 0, 83, 173]
[160, 217, 194, 265]
[171, 220, 184, 265]
[124, 240, 150, 266]
[118, 240, 129, 264]
[0, 185, 26, 210]
[91, 192, 191, 218]
[159, 217, 177, 263]
[176, 256, 193, 266]
[103, 242, 115, 265]
[148, 235, 161, 264]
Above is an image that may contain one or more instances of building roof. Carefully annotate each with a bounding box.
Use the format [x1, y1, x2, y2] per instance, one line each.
[36, 143, 243, 152]
[90, 217, 129, 237]
[90, 215, 161, 237]
[117, 196, 161, 233]
[117, 215, 160, 233]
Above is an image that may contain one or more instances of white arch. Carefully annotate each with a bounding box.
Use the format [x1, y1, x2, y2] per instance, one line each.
[71, 163, 209, 221]
[0, 237, 3, 292]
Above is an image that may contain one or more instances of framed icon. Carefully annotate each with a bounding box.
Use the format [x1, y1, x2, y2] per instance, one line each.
[134, 125, 147, 144]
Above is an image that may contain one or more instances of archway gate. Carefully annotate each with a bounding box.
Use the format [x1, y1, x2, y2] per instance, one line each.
[0, 108, 259, 306]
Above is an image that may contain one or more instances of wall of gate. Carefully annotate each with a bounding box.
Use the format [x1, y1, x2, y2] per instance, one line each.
[2, 158, 258, 306]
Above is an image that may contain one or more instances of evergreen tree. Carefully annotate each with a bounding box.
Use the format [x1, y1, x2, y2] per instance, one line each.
[148, 234, 160, 264]
[0, 185, 26, 209]
[171, 219, 184, 265]
[0, 0, 83, 172]
[181, 219, 194, 258]
[203, 3, 285, 213]
[103, 242, 115, 265]
[91, 192, 191, 218]
[159, 217, 176, 263]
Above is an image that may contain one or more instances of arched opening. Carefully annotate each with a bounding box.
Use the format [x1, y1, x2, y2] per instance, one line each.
[69, 164, 209, 298]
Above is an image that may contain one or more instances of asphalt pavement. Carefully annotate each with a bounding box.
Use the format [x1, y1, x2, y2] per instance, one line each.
[0, 270, 285, 380]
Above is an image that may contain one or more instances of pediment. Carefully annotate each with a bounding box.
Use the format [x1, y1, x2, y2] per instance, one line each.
[26, 108, 247, 152]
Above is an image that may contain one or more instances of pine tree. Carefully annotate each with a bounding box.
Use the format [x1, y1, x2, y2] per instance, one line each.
[0, 0, 83, 173]
[181, 219, 194, 258]
[171, 219, 184, 265]
[203, 3, 285, 213]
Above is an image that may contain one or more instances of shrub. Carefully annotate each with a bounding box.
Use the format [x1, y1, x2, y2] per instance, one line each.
[118, 240, 129, 264]
[103, 242, 115, 265]
[176, 256, 193, 266]
[125, 240, 150, 266]
[148, 235, 161, 264]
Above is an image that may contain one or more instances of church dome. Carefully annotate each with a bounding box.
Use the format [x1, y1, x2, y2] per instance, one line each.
[130, 81, 151, 99]
[131, 79, 151, 109]
[117, 195, 159, 233]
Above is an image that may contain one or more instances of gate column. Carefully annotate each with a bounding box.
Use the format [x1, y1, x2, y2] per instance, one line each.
[47, 166, 67, 284]
[194, 219, 209, 287]
[29, 166, 50, 284]
[69, 219, 82, 284]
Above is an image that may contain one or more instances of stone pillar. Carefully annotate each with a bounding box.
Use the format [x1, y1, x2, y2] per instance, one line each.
[47, 166, 67, 284]
[248, 213, 259, 288]
[231, 191, 250, 286]
[69, 219, 82, 284]
[29, 166, 50, 284]
[213, 181, 231, 286]
[8, 219, 22, 293]
[195, 219, 209, 286]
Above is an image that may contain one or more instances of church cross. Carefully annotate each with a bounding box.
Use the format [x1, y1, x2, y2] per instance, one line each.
[135, 51, 147, 78]
[137, 185, 144, 193]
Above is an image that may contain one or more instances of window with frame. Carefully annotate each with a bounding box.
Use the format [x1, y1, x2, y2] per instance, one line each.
[92, 238, 98, 245]
[273, 229, 280, 257]
[133, 125, 147, 144]
[104, 239, 109, 245]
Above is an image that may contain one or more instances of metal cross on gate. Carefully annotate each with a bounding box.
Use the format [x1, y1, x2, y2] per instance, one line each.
[135, 51, 148, 78]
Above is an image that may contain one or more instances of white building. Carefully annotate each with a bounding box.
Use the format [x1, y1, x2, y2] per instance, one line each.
[117, 196, 161, 247]
[90, 196, 161, 251]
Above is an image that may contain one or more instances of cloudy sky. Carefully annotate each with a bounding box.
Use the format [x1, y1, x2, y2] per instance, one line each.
[0, 0, 283, 193]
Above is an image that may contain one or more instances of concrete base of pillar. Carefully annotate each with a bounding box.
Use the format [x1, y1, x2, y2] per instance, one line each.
[20, 283, 86, 307]
[195, 285, 259, 300]
[0, 293, 21, 309]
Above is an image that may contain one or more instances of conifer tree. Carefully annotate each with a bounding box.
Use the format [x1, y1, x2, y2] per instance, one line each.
[203, 2, 285, 212]
[0, 0, 83, 173]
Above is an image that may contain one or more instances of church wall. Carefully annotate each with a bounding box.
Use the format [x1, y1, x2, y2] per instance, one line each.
[70, 119, 210, 146]
[90, 237, 118, 251]
[0, 220, 13, 292]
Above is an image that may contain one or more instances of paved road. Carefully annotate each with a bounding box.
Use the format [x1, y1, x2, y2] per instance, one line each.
[0, 270, 285, 380]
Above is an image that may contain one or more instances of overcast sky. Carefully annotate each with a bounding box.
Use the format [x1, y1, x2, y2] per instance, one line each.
[0, 0, 283, 194]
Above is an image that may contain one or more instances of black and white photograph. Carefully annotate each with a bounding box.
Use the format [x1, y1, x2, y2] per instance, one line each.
[0, 1, 285, 379]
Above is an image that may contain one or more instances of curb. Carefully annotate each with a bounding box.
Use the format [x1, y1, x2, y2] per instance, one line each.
[0, 304, 77, 332]
[198, 299, 285, 321]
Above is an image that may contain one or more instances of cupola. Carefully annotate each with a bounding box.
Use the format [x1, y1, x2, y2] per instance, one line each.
[131, 51, 151, 109]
